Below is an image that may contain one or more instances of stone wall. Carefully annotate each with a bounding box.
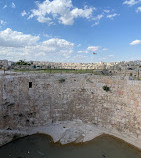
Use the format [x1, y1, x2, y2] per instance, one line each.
[0, 73, 141, 147]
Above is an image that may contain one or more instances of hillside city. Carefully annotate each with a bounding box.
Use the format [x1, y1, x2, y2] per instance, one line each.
[0, 59, 141, 79]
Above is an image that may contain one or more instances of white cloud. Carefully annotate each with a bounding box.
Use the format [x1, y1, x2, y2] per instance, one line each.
[0, 28, 74, 61]
[93, 14, 104, 21]
[87, 46, 100, 52]
[108, 54, 114, 57]
[71, 6, 94, 19]
[92, 21, 99, 26]
[92, 14, 104, 26]
[67, 54, 89, 63]
[43, 34, 52, 38]
[77, 44, 81, 47]
[102, 48, 108, 51]
[92, 9, 119, 26]
[36, 16, 52, 24]
[78, 46, 107, 54]
[21, 10, 27, 17]
[0, 20, 6, 25]
[107, 13, 119, 19]
[92, 14, 105, 26]
[39, 38, 74, 57]
[123, 0, 141, 6]
[103, 9, 110, 13]
[25, 0, 119, 26]
[11, 2, 16, 8]
[0, 28, 39, 47]
[3, 5, 7, 9]
[136, 6, 141, 12]
[98, 57, 107, 61]
[130, 40, 141, 45]
[28, 0, 94, 25]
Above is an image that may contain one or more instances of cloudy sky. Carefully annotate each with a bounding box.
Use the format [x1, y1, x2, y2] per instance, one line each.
[0, 0, 141, 63]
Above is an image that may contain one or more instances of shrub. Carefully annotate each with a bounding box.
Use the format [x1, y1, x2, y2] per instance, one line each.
[7, 103, 14, 106]
[59, 78, 65, 83]
[19, 113, 23, 117]
[102, 85, 110, 92]
[12, 134, 20, 140]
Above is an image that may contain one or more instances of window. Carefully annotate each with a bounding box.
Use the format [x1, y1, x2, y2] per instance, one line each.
[29, 82, 32, 88]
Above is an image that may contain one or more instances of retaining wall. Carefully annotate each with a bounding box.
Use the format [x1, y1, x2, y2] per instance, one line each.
[0, 73, 141, 147]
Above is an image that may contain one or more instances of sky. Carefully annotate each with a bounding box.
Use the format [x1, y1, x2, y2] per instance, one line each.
[0, 0, 141, 63]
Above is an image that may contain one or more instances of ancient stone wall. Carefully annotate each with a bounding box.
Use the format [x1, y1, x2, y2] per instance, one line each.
[0, 74, 141, 146]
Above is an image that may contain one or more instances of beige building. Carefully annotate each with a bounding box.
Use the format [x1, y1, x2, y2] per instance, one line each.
[0, 60, 8, 69]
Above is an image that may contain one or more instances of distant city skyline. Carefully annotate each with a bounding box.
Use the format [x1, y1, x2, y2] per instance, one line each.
[0, 0, 141, 63]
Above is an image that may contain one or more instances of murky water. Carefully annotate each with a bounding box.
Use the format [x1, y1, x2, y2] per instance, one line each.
[0, 134, 141, 158]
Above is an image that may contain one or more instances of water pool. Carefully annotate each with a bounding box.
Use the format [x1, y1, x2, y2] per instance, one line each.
[0, 134, 141, 158]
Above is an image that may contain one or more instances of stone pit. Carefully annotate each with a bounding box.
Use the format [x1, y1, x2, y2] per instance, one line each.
[0, 73, 141, 149]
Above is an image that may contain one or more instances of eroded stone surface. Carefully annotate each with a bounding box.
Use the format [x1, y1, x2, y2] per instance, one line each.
[0, 74, 141, 148]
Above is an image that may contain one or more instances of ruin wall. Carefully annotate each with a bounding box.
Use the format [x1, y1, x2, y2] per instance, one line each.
[0, 74, 141, 147]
